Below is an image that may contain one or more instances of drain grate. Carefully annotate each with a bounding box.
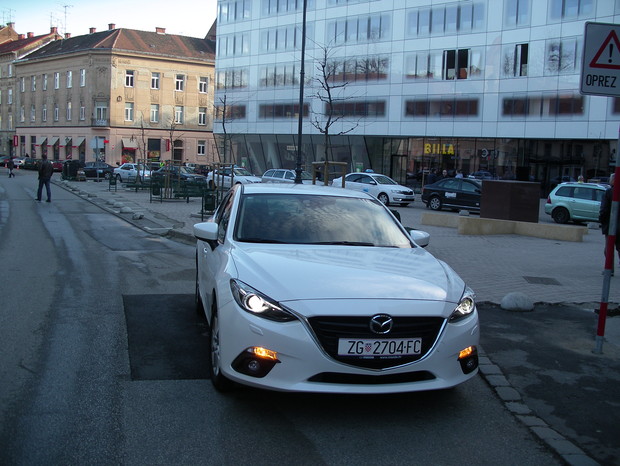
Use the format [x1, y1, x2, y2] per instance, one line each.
[523, 276, 561, 286]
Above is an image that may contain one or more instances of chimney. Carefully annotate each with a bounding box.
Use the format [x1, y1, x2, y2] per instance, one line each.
[27, 32, 34, 38]
[89, 27, 96, 34]
[50, 26, 58, 34]
[155, 27, 165, 34]
[65, 33, 71, 39]
[108, 23, 115, 30]
[7, 22, 14, 29]
[18, 34, 24, 40]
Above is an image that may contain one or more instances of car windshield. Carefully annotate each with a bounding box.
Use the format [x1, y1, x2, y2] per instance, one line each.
[372, 175, 398, 185]
[233, 168, 254, 176]
[234, 193, 412, 247]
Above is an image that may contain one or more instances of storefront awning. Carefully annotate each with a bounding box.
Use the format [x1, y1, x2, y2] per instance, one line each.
[73, 137, 85, 147]
[121, 138, 138, 150]
[37, 137, 47, 146]
[61, 137, 71, 147]
[48, 137, 59, 146]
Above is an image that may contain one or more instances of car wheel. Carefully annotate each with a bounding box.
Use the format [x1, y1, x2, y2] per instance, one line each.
[116, 174, 122, 182]
[104, 172, 111, 180]
[377, 193, 390, 205]
[208, 302, 233, 392]
[428, 196, 442, 211]
[552, 207, 570, 224]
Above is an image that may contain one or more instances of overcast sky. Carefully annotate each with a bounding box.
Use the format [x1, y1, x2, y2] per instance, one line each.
[2, 0, 217, 38]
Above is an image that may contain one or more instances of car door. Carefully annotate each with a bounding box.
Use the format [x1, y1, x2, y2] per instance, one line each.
[572, 186, 600, 220]
[343, 173, 369, 193]
[438, 178, 462, 207]
[458, 179, 482, 209]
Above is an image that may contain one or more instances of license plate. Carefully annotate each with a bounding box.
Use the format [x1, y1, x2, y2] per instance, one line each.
[337, 338, 422, 357]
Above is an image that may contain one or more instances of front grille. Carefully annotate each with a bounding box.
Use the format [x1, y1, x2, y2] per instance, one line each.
[308, 371, 435, 385]
[307, 316, 445, 369]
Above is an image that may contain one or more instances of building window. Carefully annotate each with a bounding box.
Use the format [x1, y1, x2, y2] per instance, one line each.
[54, 104, 59, 121]
[8, 63, 13, 76]
[218, 0, 252, 23]
[198, 107, 207, 125]
[405, 98, 479, 117]
[326, 14, 390, 44]
[42, 104, 47, 121]
[174, 105, 184, 123]
[20, 106, 25, 122]
[545, 38, 579, 75]
[150, 104, 159, 122]
[328, 56, 389, 83]
[95, 103, 108, 124]
[31, 75, 36, 91]
[261, 0, 313, 16]
[505, 0, 530, 27]
[30, 105, 36, 122]
[54, 72, 60, 89]
[549, 94, 584, 115]
[406, 3, 485, 37]
[443, 49, 481, 80]
[502, 43, 529, 77]
[218, 33, 251, 56]
[217, 68, 249, 89]
[66, 101, 72, 120]
[331, 101, 386, 118]
[258, 103, 309, 118]
[125, 102, 134, 121]
[215, 104, 246, 120]
[80, 69, 86, 87]
[151, 72, 160, 89]
[43, 74, 48, 90]
[8, 88, 12, 104]
[197, 140, 206, 156]
[549, 0, 594, 20]
[80, 104, 85, 120]
[175, 74, 185, 91]
[20, 77, 25, 92]
[199, 76, 209, 93]
[125, 70, 135, 87]
[66, 70, 72, 88]
[259, 25, 314, 52]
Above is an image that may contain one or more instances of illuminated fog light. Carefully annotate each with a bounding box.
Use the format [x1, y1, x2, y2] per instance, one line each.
[249, 346, 278, 361]
[458, 346, 476, 360]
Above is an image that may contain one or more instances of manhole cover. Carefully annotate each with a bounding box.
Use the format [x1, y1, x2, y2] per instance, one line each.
[523, 276, 561, 286]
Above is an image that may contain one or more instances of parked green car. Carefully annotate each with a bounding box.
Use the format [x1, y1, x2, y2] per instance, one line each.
[544, 182, 607, 224]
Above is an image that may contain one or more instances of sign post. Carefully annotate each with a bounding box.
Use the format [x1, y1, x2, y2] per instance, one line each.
[581, 22, 620, 354]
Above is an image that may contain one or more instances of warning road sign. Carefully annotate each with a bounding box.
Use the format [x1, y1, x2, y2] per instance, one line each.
[581, 22, 620, 97]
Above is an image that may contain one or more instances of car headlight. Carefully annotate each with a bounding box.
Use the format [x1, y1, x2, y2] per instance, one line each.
[449, 287, 476, 322]
[230, 279, 297, 322]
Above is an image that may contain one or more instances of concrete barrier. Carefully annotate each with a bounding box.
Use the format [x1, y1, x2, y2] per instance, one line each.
[421, 212, 588, 242]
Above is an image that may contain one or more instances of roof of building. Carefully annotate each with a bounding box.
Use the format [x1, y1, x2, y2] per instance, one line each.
[20, 27, 216, 62]
[0, 29, 62, 56]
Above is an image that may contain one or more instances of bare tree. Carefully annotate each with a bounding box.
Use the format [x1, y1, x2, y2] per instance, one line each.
[309, 43, 360, 164]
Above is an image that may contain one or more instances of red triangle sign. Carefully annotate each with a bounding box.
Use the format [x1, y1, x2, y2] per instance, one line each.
[589, 30, 620, 70]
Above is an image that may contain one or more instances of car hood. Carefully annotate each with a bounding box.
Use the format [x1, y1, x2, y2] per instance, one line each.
[230, 245, 465, 303]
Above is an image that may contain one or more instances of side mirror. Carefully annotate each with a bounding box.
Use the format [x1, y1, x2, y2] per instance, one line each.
[405, 227, 430, 248]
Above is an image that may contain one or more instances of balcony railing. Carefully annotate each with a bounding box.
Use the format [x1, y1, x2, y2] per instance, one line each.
[92, 118, 108, 127]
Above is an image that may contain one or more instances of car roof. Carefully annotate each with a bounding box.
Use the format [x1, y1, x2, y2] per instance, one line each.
[241, 182, 376, 200]
[556, 182, 607, 189]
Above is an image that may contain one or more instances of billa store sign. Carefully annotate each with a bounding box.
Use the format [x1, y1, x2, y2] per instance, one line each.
[580, 22, 620, 97]
[424, 143, 454, 156]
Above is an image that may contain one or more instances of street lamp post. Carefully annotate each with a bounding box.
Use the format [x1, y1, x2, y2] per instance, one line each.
[294, 0, 308, 184]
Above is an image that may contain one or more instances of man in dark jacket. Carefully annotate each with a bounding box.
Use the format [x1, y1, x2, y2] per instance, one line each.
[37, 155, 54, 202]
[599, 173, 620, 272]
[7, 158, 15, 177]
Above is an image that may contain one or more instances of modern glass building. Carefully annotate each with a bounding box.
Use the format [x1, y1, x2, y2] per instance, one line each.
[214, 0, 620, 194]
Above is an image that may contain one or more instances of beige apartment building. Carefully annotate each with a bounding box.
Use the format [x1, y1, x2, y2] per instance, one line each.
[0, 23, 62, 157]
[14, 24, 217, 166]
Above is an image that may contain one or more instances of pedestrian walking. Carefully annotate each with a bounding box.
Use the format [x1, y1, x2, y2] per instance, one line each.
[599, 173, 620, 274]
[37, 154, 54, 202]
[7, 158, 15, 177]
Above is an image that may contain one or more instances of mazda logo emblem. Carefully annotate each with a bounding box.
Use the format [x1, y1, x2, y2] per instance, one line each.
[370, 314, 393, 335]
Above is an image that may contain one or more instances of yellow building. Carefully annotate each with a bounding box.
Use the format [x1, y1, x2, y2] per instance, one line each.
[0, 23, 62, 157]
[15, 24, 216, 166]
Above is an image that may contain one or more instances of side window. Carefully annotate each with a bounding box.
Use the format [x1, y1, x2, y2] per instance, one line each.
[555, 186, 572, 198]
[595, 189, 605, 202]
[273, 170, 285, 179]
[264, 169, 274, 177]
[284, 171, 295, 180]
[359, 175, 374, 184]
[443, 179, 461, 190]
[347, 174, 362, 182]
[215, 190, 235, 243]
[573, 187, 592, 200]
[461, 181, 478, 193]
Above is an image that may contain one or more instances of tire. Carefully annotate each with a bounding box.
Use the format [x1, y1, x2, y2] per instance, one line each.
[377, 193, 390, 205]
[116, 174, 122, 182]
[552, 207, 570, 224]
[104, 172, 111, 180]
[208, 302, 234, 392]
[428, 195, 442, 211]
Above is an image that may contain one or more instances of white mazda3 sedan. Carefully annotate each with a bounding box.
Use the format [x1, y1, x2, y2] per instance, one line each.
[331, 172, 415, 206]
[194, 183, 479, 393]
